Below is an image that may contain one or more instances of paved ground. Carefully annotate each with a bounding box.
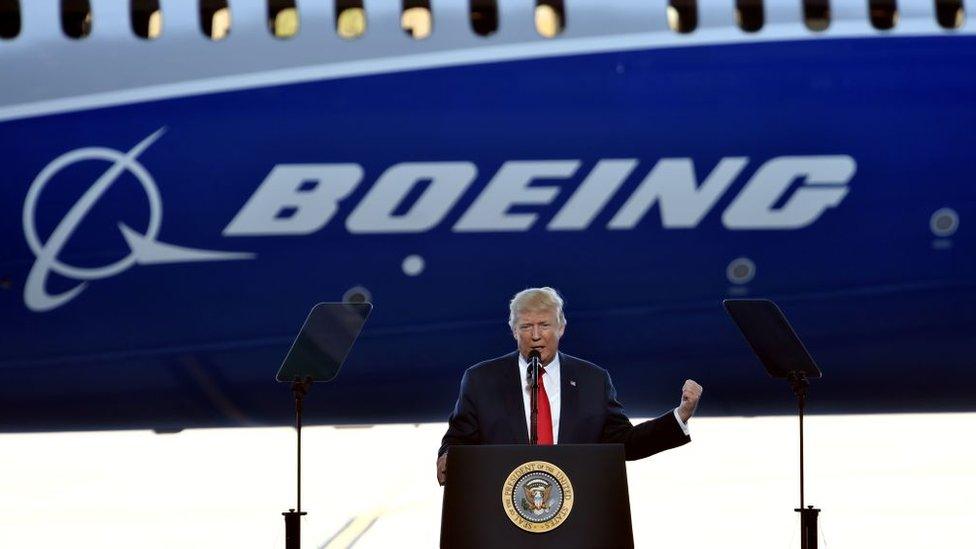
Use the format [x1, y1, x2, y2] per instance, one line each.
[1, 413, 972, 548]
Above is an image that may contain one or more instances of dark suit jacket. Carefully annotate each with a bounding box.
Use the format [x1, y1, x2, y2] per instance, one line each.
[438, 351, 690, 460]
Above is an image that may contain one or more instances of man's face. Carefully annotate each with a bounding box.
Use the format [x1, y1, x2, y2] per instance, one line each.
[513, 308, 564, 366]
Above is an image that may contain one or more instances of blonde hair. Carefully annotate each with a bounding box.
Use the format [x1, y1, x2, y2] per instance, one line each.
[508, 287, 567, 329]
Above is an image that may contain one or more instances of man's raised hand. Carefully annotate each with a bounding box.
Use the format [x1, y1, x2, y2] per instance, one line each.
[677, 379, 703, 423]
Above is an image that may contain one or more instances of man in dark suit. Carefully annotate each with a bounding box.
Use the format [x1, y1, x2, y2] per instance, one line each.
[437, 287, 702, 485]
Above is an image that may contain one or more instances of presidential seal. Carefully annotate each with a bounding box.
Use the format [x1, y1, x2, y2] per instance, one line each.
[502, 461, 574, 533]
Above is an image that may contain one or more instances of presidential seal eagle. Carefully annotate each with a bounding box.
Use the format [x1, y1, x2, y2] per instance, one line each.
[523, 481, 553, 515]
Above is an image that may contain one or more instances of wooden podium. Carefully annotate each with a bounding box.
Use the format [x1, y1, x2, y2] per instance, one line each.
[440, 444, 634, 549]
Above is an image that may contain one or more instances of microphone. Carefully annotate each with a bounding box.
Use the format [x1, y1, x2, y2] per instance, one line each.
[527, 350, 541, 445]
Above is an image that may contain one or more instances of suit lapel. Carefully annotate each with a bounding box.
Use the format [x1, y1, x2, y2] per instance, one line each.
[501, 351, 529, 444]
[557, 352, 578, 444]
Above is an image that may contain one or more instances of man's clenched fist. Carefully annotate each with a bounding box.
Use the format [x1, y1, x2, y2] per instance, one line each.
[676, 379, 703, 423]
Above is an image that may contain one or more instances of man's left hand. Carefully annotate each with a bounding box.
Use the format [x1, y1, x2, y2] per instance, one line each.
[676, 379, 703, 423]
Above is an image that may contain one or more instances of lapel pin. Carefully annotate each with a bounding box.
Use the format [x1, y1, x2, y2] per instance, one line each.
[570, 380, 576, 387]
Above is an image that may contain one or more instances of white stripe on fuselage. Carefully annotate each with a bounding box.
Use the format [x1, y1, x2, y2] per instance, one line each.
[0, 19, 968, 124]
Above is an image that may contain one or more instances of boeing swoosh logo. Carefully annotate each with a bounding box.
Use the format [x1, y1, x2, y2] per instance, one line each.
[22, 128, 254, 312]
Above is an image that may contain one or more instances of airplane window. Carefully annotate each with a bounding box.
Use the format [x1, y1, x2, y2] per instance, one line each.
[336, 0, 366, 39]
[402, 0, 432, 39]
[470, 0, 498, 36]
[666, 0, 697, 34]
[803, 0, 830, 31]
[935, 0, 965, 29]
[868, 0, 898, 30]
[61, 0, 92, 39]
[535, 1, 565, 38]
[0, 0, 19, 40]
[131, 0, 162, 40]
[735, 0, 764, 32]
[268, 0, 298, 38]
[200, 0, 231, 41]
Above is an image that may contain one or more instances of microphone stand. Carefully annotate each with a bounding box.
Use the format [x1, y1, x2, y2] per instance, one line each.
[528, 354, 540, 445]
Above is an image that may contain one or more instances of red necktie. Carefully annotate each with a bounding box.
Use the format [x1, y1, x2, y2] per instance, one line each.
[537, 367, 554, 445]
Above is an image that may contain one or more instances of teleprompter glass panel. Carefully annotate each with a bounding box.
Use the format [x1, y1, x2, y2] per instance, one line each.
[723, 299, 821, 380]
[276, 302, 372, 383]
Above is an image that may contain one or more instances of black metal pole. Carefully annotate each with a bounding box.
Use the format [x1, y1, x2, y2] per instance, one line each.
[296, 380, 303, 512]
[283, 510, 302, 549]
[283, 379, 309, 549]
[799, 386, 805, 510]
[799, 506, 820, 549]
[789, 372, 819, 549]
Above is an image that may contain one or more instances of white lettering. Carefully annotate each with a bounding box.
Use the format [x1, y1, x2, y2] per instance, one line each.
[347, 162, 476, 233]
[225, 156, 855, 237]
[223, 164, 362, 236]
[608, 158, 748, 229]
[453, 161, 579, 232]
[548, 159, 637, 230]
[722, 156, 855, 229]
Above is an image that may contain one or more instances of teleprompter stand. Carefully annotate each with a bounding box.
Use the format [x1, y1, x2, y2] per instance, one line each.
[276, 302, 372, 549]
[281, 378, 311, 548]
[724, 299, 822, 549]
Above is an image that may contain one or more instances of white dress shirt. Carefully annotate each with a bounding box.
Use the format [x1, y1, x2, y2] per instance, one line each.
[518, 353, 562, 443]
[517, 352, 690, 443]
